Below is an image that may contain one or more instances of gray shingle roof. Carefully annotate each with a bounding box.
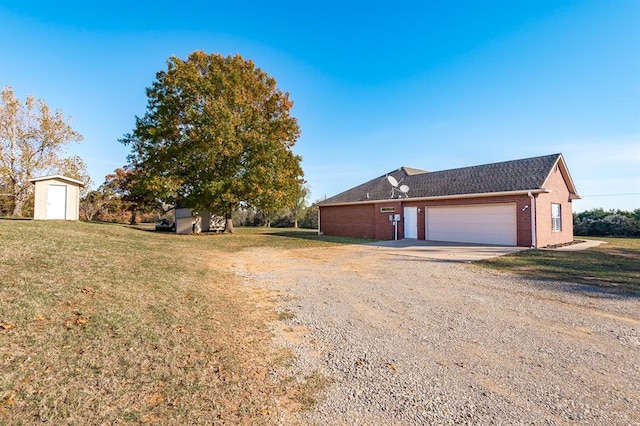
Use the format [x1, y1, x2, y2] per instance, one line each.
[320, 154, 568, 205]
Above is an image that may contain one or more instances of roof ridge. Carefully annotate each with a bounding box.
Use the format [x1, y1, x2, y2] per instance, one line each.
[401, 166, 429, 175]
[429, 153, 561, 174]
[319, 153, 569, 205]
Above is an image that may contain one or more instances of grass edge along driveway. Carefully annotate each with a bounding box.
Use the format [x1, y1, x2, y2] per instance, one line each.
[477, 237, 640, 294]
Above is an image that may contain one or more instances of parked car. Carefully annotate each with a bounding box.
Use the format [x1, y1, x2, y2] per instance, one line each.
[155, 218, 175, 232]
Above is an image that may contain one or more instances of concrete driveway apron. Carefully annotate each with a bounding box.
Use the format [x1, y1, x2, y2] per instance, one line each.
[364, 239, 528, 262]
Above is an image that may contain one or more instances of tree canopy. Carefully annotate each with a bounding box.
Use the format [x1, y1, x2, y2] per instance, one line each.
[121, 51, 303, 232]
[0, 86, 84, 216]
[102, 167, 159, 224]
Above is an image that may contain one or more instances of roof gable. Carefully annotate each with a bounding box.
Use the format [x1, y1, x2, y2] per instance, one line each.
[540, 154, 579, 197]
[29, 175, 85, 186]
[320, 154, 578, 205]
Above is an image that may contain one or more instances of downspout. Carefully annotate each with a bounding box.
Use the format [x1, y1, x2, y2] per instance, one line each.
[317, 207, 321, 235]
[528, 191, 537, 248]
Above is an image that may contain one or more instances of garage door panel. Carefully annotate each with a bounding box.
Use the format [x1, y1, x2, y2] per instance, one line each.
[426, 204, 516, 246]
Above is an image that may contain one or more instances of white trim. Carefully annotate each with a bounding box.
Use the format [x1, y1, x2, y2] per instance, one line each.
[319, 189, 549, 208]
[540, 155, 579, 198]
[551, 203, 562, 232]
[29, 175, 85, 186]
[528, 191, 537, 248]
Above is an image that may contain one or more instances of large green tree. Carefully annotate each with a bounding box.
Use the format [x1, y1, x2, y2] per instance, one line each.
[121, 51, 303, 233]
[0, 86, 84, 216]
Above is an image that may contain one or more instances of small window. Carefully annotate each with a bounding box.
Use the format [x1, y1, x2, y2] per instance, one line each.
[380, 207, 395, 213]
[551, 203, 562, 232]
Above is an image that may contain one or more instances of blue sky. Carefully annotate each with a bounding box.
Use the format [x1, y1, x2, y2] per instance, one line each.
[1, 1, 638, 212]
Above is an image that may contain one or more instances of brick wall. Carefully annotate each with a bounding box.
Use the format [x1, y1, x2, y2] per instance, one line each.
[534, 166, 574, 247]
[320, 195, 534, 246]
[319, 204, 377, 239]
[373, 201, 403, 239]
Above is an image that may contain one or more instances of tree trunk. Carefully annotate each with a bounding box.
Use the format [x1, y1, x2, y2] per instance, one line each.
[223, 208, 234, 234]
[11, 199, 23, 217]
[11, 185, 28, 217]
[129, 206, 138, 225]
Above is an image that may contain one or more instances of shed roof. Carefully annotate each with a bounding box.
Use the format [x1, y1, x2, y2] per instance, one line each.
[319, 153, 579, 205]
[29, 175, 85, 186]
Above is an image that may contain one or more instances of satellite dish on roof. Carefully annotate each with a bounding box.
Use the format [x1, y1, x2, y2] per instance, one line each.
[387, 175, 398, 187]
[399, 184, 410, 194]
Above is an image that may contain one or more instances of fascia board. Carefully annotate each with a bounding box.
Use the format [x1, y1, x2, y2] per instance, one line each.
[318, 189, 549, 207]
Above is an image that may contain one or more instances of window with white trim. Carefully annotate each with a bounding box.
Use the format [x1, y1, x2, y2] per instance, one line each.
[551, 203, 562, 232]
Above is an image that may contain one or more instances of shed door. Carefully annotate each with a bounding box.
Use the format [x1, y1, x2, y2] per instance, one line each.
[403, 207, 418, 239]
[425, 204, 516, 246]
[47, 184, 67, 219]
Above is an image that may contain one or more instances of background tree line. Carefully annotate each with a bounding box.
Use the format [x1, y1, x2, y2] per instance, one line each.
[573, 208, 640, 237]
[79, 171, 320, 229]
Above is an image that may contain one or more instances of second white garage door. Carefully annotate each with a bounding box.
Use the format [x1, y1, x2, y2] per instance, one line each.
[425, 204, 517, 246]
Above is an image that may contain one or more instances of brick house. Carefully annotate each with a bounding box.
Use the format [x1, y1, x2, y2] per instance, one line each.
[317, 153, 579, 247]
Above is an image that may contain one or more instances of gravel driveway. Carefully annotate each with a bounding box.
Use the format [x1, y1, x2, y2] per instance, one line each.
[233, 245, 640, 425]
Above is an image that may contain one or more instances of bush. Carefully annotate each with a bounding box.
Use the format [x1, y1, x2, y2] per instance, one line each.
[574, 209, 640, 237]
[299, 204, 318, 229]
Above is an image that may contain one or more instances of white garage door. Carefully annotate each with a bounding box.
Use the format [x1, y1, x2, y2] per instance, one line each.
[426, 204, 517, 246]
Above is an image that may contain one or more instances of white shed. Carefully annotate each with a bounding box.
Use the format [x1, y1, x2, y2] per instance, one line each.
[29, 175, 84, 220]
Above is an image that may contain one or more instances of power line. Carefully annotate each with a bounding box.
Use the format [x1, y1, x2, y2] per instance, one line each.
[580, 193, 640, 197]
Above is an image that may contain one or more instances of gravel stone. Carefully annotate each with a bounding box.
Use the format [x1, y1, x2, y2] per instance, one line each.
[234, 245, 640, 425]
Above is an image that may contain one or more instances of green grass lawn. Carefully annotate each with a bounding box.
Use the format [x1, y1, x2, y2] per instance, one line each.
[0, 220, 344, 425]
[478, 237, 640, 293]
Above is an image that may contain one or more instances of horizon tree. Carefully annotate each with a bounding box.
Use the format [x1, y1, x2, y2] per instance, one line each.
[121, 51, 303, 233]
